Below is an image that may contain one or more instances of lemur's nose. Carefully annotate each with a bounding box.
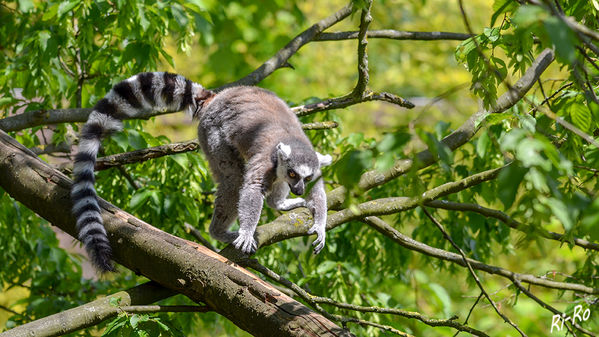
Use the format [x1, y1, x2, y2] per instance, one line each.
[291, 182, 304, 196]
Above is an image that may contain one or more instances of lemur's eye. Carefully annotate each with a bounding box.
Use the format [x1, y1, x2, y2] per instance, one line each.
[305, 175, 313, 182]
[288, 170, 296, 178]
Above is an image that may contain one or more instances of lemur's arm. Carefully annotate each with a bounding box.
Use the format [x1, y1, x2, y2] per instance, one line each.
[306, 177, 328, 254]
[232, 157, 271, 254]
[307, 153, 332, 254]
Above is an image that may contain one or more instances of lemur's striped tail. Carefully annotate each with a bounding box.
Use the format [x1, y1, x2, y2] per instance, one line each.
[71, 72, 213, 272]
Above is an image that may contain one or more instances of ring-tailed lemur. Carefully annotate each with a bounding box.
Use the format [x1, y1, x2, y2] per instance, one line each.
[71, 72, 332, 271]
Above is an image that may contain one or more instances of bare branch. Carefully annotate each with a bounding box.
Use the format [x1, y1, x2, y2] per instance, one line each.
[292, 91, 414, 117]
[95, 140, 199, 171]
[2, 282, 176, 337]
[247, 260, 486, 336]
[343, 318, 413, 336]
[221, 3, 354, 88]
[0, 107, 171, 133]
[421, 208, 526, 337]
[351, 0, 373, 98]
[315, 30, 472, 41]
[301, 121, 339, 130]
[361, 216, 598, 295]
[426, 200, 599, 252]
[184, 222, 217, 252]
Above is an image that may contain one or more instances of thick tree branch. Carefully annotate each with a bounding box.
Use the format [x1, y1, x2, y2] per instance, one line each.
[255, 166, 505, 249]
[0, 130, 353, 337]
[357, 48, 555, 190]
[221, 3, 354, 88]
[426, 200, 599, 252]
[361, 216, 598, 294]
[2, 282, 175, 337]
[315, 30, 473, 41]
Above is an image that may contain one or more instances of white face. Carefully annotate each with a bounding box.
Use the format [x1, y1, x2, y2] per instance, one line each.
[276, 143, 317, 196]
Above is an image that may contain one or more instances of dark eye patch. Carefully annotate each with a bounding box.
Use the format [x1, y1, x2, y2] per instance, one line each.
[288, 169, 297, 178]
[305, 175, 313, 182]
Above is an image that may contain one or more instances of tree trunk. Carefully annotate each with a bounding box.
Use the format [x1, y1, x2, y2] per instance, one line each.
[0, 130, 352, 337]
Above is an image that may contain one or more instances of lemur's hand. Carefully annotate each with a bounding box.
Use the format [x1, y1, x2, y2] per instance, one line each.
[307, 224, 326, 254]
[232, 229, 258, 254]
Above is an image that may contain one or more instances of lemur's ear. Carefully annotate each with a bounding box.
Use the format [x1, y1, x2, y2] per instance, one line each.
[316, 152, 332, 167]
[276, 142, 291, 160]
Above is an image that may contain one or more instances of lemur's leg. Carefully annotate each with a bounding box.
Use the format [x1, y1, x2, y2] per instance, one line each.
[306, 177, 328, 254]
[266, 181, 306, 211]
[198, 131, 244, 243]
[232, 157, 271, 254]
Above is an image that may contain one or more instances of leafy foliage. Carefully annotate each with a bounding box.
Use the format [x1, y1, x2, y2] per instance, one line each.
[0, 0, 598, 336]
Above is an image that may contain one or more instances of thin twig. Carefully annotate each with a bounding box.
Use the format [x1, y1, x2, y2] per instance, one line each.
[342, 318, 413, 336]
[511, 278, 595, 336]
[184, 222, 217, 252]
[292, 91, 414, 117]
[421, 208, 527, 337]
[360, 217, 598, 295]
[454, 292, 483, 337]
[425, 200, 599, 252]
[246, 260, 487, 336]
[221, 3, 354, 88]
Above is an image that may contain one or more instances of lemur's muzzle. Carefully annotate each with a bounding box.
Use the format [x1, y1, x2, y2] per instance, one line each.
[290, 181, 305, 196]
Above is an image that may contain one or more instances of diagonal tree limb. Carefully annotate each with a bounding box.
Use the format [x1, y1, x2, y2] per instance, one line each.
[360, 216, 598, 295]
[315, 30, 472, 41]
[254, 165, 506, 249]
[425, 200, 599, 252]
[1, 283, 176, 337]
[220, 3, 354, 88]
[246, 260, 489, 337]
[0, 130, 353, 337]
[357, 48, 555, 191]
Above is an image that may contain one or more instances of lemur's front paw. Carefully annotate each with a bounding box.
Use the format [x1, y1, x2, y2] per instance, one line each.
[307, 224, 326, 254]
[232, 230, 258, 254]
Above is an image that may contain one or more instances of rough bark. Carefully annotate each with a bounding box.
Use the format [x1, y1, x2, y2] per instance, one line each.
[0, 130, 353, 337]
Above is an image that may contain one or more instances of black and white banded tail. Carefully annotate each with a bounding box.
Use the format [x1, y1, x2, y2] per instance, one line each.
[71, 72, 213, 272]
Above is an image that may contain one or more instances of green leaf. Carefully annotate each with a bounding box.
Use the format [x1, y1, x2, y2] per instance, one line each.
[130, 189, 152, 210]
[569, 102, 592, 132]
[171, 153, 190, 169]
[476, 131, 490, 158]
[18, 0, 35, 12]
[38, 31, 51, 52]
[42, 4, 60, 21]
[497, 164, 527, 209]
[316, 261, 338, 274]
[546, 198, 574, 231]
[543, 17, 577, 63]
[58, 0, 80, 18]
[491, 0, 518, 26]
[429, 283, 452, 317]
